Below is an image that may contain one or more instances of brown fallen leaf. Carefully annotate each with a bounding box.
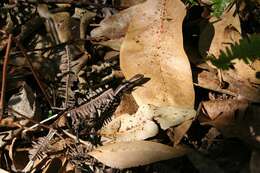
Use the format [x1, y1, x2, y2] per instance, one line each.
[120, 0, 194, 108]
[222, 69, 260, 102]
[88, 141, 189, 169]
[101, 104, 196, 142]
[101, 117, 159, 142]
[8, 82, 37, 125]
[38, 4, 71, 43]
[200, 99, 249, 121]
[90, 3, 143, 50]
[51, 12, 72, 43]
[199, 99, 260, 147]
[115, 94, 139, 116]
[234, 59, 260, 85]
[90, 4, 140, 40]
[168, 119, 193, 146]
[197, 69, 260, 102]
[199, 5, 241, 59]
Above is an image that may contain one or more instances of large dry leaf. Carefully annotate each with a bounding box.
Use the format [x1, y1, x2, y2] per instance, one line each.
[101, 104, 196, 141]
[88, 141, 189, 169]
[120, 0, 194, 108]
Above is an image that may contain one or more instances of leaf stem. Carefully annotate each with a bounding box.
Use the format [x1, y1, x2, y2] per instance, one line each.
[0, 34, 12, 120]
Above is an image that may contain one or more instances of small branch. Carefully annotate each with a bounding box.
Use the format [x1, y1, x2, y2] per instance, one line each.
[0, 34, 12, 120]
[17, 43, 53, 108]
[8, 107, 51, 130]
[28, 113, 59, 130]
[10, 39, 85, 55]
[61, 129, 94, 146]
[65, 45, 71, 108]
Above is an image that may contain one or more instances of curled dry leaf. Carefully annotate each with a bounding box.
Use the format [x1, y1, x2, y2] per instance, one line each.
[38, 4, 71, 43]
[101, 113, 159, 142]
[153, 105, 196, 130]
[90, 3, 141, 50]
[51, 12, 72, 43]
[101, 104, 196, 141]
[120, 0, 194, 108]
[167, 119, 193, 145]
[200, 99, 249, 121]
[8, 83, 37, 125]
[199, 5, 241, 59]
[197, 68, 260, 102]
[90, 4, 139, 40]
[88, 141, 189, 169]
[199, 99, 260, 147]
[115, 94, 139, 116]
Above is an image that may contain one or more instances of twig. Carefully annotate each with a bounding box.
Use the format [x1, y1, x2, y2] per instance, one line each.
[65, 45, 71, 108]
[8, 107, 51, 130]
[10, 38, 101, 55]
[0, 34, 12, 120]
[28, 113, 59, 130]
[17, 43, 53, 107]
[193, 82, 237, 96]
[61, 129, 93, 146]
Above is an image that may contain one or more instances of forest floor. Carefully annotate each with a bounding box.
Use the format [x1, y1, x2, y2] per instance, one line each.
[0, 0, 260, 173]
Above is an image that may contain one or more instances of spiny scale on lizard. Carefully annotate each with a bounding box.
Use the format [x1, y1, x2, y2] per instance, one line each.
[67, 74, 145, 140]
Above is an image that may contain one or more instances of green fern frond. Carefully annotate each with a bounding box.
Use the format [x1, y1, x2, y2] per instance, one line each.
[184, 0, 198, 6]
[183, 0, 234, 16]
[211, 0, 233, 17]
[209, 34, 260, 69]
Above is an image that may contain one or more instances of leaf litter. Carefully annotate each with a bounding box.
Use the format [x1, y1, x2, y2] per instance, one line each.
[0, 0, 259, 172]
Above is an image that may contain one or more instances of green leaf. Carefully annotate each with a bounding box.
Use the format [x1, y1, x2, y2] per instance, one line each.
[211, 0, 233, 17]
[184, 0, 198, 6]
[209, 34, 260, 70]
